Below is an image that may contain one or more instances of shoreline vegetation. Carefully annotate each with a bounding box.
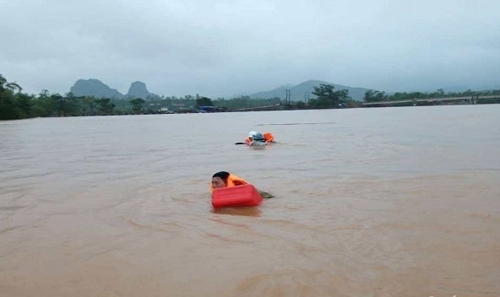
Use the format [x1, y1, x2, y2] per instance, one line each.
[1, 74, 499, 121]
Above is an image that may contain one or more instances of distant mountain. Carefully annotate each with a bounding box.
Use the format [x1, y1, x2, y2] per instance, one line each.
[70, 78, 371, 100]
[247, 80, 371, 101]
[69, 79, 159, 99]
[126, 81, 151, 99]
[70, 79, 124, 99]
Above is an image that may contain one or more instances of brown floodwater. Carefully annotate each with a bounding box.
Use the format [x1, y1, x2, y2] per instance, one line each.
[1, 105, 499, 297]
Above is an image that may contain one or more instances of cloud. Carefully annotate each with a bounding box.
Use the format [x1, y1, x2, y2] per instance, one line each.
[1, 0, 499, 97]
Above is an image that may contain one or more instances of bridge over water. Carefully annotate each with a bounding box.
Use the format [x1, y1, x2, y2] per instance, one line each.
[362, 95, 500, 107]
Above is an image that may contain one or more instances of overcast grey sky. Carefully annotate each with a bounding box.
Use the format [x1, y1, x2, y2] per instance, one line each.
[1, 0, 499, 98]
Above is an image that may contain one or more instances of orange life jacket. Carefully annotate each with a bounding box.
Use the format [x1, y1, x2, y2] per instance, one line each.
[210, 174, 249, 193]
[263, 132, 275, 142]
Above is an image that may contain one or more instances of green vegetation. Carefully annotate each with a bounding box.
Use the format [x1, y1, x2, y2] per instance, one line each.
[1, 75, 499, 121]
[129, 98, 145, 114]
[309, 84, 349, 108]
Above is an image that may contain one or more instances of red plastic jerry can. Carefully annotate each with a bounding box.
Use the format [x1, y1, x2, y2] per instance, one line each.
[212, 184, 263, 208]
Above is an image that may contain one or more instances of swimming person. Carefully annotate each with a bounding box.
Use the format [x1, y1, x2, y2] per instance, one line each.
[210, 171, 248, 193]
[210, 171, 274, 198]
[244, 131, 275, 146]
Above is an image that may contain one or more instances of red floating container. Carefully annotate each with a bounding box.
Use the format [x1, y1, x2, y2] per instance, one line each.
[212, 184, 263, 208]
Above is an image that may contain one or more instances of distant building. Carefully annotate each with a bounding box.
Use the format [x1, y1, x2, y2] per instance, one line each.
[198, 106, 226, 113]
[159, 107, 172, 114]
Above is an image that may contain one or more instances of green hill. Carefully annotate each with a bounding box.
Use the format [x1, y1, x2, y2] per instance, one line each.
[248, 80, 371, 101]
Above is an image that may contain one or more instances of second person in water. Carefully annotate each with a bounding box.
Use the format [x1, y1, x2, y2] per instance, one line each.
[245, 131, 275, 146]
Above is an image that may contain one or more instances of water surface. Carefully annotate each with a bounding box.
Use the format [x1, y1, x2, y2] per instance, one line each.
[1, 105, 499, 297]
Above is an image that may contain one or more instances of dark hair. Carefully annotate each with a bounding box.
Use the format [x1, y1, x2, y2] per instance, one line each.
[212, 171, 230, 181]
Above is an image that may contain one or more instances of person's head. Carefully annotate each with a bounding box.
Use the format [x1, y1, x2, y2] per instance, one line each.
[248, 131, 258, 139]
[212, 171, 230, 189]
[253, 132, 264, 141]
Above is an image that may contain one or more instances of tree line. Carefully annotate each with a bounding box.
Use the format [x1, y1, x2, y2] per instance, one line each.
[0, 74, 354, 120]
[1, 74, 499, 121]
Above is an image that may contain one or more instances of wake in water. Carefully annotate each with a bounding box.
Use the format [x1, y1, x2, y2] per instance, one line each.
[256, 121, 336, 126]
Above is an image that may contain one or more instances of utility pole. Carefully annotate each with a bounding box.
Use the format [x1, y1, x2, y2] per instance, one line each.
[285, 89, 291, 103]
